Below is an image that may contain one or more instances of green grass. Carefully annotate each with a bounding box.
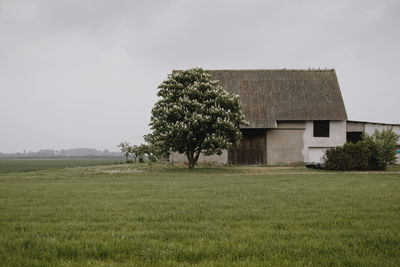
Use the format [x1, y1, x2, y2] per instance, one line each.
[0, 164, 399, 266]
[0, 157, 124, 173]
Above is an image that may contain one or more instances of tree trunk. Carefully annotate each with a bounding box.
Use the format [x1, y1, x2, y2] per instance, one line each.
[188, 160, 195, 169]
[186, 150, 201, 169]
[186, 151, 195, 169]
[193, 150, 201, 166]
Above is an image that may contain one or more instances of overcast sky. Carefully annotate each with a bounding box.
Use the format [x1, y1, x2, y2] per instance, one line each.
[0, 0, 399, 153]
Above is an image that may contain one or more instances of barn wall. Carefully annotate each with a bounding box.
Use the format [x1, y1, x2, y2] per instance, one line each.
[346, 121, 365, 132]
[228, 129, 267, 165]
[266, 121, 305, 165]
[302, 120, 346, 163]
[169, 121, 400, 166]
[170, 151, 228, 165]
[277, 121, 306, 129]
[365, 123, 400, 137]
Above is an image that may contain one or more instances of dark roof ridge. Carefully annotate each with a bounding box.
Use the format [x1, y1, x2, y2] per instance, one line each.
[173, 69, 336, 72]
[207, 69, 335, 72]
[347, 120, 400, 127]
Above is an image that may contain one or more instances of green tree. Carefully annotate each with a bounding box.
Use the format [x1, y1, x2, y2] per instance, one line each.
[132, 143, 158, 163]
[117, 141, 132, 163]
[147, 68, 247, 168]
[128, 145, 137, 163]
[131, 144, 146, 163]
[362, 128, 399, 170]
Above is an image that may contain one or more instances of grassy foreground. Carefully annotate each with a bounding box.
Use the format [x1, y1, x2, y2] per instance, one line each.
[0, 164, 399, 266]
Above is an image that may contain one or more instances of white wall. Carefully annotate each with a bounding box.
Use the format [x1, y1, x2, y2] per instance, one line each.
[267, 128, 304, 165]
[346, 121, 365, 132]
[170, 150, 228, 165]
[365, 123, 400, 139]
[308, 148, 327, 163]
[302, 120, 346, 163]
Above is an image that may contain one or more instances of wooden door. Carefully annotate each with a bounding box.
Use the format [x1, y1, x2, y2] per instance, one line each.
[228, 129, 267, 165]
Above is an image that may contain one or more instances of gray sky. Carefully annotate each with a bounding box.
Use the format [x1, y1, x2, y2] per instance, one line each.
[1, 0, 399, 153]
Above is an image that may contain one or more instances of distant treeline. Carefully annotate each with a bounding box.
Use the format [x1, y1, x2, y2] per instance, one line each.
[0, 148, 123, 158]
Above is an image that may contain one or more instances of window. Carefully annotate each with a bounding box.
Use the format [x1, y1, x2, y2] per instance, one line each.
[346, 132, 363, 143]
[313, 120, 329, 137]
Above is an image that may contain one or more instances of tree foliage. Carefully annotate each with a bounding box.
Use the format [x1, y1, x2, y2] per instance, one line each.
[324, 141, 371, 170]
[117, 141, 131, 162]
[131, 144, 154, 163]
[117, 142, 157, 163]
[362, 128, 399, 169]
[147, 68, 247, 168]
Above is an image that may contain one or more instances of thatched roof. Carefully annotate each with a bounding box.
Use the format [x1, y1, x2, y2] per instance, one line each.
[207, 69, 348, 128]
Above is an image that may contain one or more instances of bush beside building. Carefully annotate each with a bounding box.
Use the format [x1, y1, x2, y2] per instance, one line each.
[324, 129, 399, 170]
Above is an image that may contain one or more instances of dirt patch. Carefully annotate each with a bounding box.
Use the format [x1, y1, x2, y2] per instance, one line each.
[85, 165, 145, 174]
[100, 169, 144, 173]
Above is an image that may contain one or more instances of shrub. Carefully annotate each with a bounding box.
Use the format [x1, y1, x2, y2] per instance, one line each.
[362, 128, 399, 170]
[324, 141, 371, 170]
[324, 128, 399, 171]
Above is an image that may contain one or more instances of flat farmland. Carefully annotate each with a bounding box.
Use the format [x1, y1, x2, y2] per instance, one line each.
[0, 157, 124, 173]
[0, 163, 399, 266]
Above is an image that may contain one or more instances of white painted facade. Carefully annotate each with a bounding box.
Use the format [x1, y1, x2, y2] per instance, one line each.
[364, 123, 400, 136]
[302, 120, 347, 163]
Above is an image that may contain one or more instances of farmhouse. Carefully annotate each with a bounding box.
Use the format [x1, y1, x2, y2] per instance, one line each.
[170, 69, 400, 165]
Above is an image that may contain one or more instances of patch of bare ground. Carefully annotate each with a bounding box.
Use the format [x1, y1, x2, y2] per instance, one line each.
[86, 165, 146, 174]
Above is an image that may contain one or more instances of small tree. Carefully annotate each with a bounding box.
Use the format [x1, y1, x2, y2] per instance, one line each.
[131, 144, 146, 163]
[147, 68, 247, 168]
[128, 145, 137, 163]
[117, 141, 132, 163]
[362, 128, 399, 170]
[133, 143, 157, 163]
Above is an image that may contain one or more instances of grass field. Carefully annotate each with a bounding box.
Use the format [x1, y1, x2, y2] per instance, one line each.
[0, 157, 124, 173]
[0, 161, 399, 266]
